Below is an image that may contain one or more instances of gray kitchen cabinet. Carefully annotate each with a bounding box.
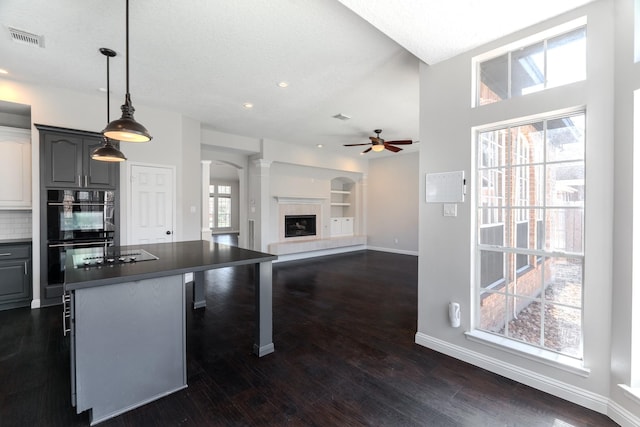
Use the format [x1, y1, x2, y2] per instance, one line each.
[0, 241, 32, 311]
[37, 124, 118, 190]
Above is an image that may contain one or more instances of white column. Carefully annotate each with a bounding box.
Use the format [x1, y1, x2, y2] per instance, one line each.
[358, 173, 368, 236]
[251, 159, 272, 252]
[237, 167, 248, 249]
[201, 160, 211, 240]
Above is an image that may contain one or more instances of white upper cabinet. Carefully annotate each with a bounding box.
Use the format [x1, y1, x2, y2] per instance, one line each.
[0, 126, 31, 209]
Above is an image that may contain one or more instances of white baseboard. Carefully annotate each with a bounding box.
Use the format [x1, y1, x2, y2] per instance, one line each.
[607, 396, 640, 427]
[31, 299, 40, 309]
[415, 332, 609, 414]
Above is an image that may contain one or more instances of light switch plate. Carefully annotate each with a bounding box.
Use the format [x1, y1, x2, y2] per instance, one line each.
[443, 203, 457, 217]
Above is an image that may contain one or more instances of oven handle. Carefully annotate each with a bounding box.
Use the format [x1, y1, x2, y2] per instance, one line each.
[62, 292, 72, 336]
[48, 240, 113, 248]
[47, 202, 113, 206]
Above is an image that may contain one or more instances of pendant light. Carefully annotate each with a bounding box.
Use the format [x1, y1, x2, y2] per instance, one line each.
[101, 0, 152, 143]
[92, 48, 127, 162]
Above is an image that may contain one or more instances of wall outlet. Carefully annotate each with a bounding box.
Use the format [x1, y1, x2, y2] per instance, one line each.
[443, 204, 457, 217]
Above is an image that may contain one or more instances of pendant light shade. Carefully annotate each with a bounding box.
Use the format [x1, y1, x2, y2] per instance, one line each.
[92, 140, 127, 162]
[102, 0, 152, 143]
[371, 144, 385, 152]
[102, 94, 151, 142]
[92, 47, 127, 162]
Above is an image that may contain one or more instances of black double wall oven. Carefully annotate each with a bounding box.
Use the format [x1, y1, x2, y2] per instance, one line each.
[46, 190, 116, 287]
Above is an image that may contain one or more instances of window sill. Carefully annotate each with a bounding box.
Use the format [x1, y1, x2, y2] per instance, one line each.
[618, 384, 640, 405]
[465, 330, 590, 377]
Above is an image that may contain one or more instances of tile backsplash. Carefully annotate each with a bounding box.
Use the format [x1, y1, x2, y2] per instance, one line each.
[0, 211, 32, 239]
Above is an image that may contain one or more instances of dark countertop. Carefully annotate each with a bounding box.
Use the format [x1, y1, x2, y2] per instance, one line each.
[0, 238, 32, 245]
[65, 240, 277, 291]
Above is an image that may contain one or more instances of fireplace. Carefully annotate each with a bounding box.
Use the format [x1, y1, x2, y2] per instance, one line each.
[284, 215, 316, 238]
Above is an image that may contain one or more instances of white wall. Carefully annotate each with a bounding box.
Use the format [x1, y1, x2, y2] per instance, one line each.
[178, 116, 202, 241]
[417, 0, 636, 421]
[367, 152, 419, 254]
[610, 0, 640, 420]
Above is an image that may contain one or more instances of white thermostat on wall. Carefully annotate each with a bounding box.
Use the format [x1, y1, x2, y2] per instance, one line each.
[426, 170, 465, 203]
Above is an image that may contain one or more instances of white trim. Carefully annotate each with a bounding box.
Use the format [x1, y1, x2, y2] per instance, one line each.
[274, 196, 326, 204]
[619, 384, 640, 406]
[414, 332, 608, 414]
[472, 16, 588, 64]
[465, 329, 589, 376]
[609, 388, 640, 427]
[30, 298, 40, 309]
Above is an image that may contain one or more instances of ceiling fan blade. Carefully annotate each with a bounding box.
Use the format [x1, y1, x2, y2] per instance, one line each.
[362, 147, 372, 154]
[344, 143, 372, 147]
[386, 140, 413, 145]
[384, 144, 402, 153]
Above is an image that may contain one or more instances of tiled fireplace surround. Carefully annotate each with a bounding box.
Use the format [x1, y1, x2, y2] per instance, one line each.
[278, 202, 323, 242]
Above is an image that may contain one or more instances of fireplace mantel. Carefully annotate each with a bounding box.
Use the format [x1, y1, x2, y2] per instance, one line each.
[274, 196, 326, 204]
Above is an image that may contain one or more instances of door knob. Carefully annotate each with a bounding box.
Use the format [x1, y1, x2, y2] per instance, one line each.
[166, 231, 172, 235]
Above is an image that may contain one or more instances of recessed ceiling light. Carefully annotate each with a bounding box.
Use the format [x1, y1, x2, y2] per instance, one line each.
[98, 87, 107, 92]
[316, 144, 323, 148]
[243, 102, 253, 109]
[277, 81, 289, 88]
[0, 69, 8, 75]
[332, 113, 351, 121]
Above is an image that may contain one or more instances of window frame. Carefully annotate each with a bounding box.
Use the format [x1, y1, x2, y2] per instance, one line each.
[473, 109, 586, 361]
[208, 183, 233, 230]
[471, 17, 587, 108]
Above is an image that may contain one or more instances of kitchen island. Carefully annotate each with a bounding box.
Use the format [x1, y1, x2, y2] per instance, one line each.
[64, 240, 277, 425]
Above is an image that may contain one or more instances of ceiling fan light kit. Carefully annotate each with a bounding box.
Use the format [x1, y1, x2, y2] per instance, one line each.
[92, 47, 127, 162]
[344, 129, 413, 154]
[102, 0, 152, 143]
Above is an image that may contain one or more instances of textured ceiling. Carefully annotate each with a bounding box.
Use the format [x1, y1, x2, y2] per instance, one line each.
[336, 0, 597, 65]
[0, 0, 595, 158]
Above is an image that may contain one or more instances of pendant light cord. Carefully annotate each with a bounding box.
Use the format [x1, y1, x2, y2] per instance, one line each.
[106, 53, 110, 122]
[126, 0, 130, 96]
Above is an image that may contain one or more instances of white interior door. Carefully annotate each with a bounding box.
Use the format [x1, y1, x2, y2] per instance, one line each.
[130, 164, 175, 244]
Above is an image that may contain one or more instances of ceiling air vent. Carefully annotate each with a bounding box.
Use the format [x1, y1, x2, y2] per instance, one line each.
[332, 113, 351, 121]
[8, 27, 44, 48]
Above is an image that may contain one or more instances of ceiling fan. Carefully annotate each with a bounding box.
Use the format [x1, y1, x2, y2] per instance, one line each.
[344, 129, 413, 154]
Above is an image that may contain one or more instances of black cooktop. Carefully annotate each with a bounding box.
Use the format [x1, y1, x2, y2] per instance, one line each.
[73, 248, 158, 268]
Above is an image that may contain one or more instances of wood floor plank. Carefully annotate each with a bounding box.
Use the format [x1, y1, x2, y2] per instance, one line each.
[0, 250, 619, 426]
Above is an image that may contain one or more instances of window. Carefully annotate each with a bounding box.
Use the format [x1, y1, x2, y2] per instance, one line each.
[475, 112, 585, 359]
[476, 26, 586, 106]
[208, 184, 232, 230]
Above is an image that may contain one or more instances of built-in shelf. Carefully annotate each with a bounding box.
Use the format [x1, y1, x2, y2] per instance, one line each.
[330, 178, 355, 233]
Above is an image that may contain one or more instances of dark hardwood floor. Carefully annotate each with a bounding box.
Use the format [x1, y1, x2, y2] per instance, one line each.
[0, 250, 618, 426]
